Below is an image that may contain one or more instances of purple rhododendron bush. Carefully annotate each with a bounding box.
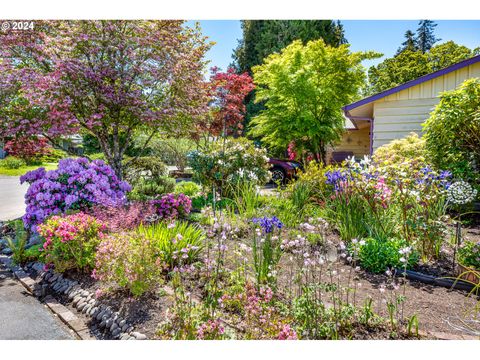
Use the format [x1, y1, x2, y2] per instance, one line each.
[20, 157, 131, 231]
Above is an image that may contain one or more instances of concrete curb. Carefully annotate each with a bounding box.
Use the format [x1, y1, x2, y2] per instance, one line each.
[0, 255, 90, 340]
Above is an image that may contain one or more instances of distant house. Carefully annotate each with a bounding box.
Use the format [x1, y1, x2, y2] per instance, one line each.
[328, 54, 480, 162]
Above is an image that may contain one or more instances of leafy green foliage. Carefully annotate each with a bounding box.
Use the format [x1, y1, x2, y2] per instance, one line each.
[5, 220, 28, 264]
[94, 232, 165, 297]
[174, 181, 201, 198]
[355, 238, 419, 273]
[124, 156, 168, 185]
[423, 78, 480, 189]
[0, 156, 26, 169]
[137, 221, 204, 269]
[373, 133, 427, 172]
[233, 20, 348, 130]
[250, 39, 379, 164]
[136, 136, 196, 172]
[188, 137, 270, 191]
[23, 244, 46, 263]
[368, 41, 476, 94]
[457, 240, 480, 269]
[129, 177, 176, 201]
[125, 156, 175, 201]
[233, 20, 347, 74]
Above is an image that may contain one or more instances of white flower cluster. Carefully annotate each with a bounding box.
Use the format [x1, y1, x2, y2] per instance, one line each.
[446, 181, 478, 205]
[398, 246, 413, 264]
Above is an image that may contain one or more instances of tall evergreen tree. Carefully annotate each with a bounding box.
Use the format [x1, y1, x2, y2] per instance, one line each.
[415, 20, 440, 53]
[232, 20, 347, 74]
[397, 30, 417, 54]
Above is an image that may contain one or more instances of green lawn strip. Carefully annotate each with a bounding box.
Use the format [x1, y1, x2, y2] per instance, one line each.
[0, 163, 58, 176]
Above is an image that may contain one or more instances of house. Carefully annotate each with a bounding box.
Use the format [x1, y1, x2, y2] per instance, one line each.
[329, 54, 480, 162]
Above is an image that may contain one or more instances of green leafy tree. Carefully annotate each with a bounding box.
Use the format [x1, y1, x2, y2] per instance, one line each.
[428, 41, 474, 70]
[423, 78, 480, 188]
[249, 40, 379, 164]
[368, 50, 430, 94]
[232, 20, 347, 131]
[415, 20, 440, 53]
[368, 41, 476, 94]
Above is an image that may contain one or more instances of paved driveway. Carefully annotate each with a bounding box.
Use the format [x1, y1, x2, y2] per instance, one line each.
[0, 176, 27, 221]
[0, 263, 74, 339]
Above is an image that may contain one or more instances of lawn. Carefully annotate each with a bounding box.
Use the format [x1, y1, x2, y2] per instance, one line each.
[0, 162, 59, 176]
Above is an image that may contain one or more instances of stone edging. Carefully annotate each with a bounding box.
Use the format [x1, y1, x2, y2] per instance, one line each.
[0, 255, 91, 339]
[25, 262, 148, 340]
[0, 256, 147, 340]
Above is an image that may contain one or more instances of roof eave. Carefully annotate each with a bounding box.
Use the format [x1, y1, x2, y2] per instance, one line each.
[342, 54, 480, 113]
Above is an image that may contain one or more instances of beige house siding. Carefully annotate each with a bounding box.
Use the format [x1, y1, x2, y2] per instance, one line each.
[371, 62, 480, 151]
[327, 126, 370, 162]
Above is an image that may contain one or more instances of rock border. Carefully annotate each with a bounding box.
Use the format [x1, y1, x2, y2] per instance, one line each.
[0, 256, 147, 340]
[25, 262, 148, 340]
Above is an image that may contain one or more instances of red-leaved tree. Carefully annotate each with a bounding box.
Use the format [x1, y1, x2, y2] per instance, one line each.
[0, 21, 211, 178]
[4, 137, 51, 163]
[195, 66, 254, 140]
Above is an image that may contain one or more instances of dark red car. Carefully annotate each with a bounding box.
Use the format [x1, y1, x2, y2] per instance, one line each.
[268, 158, 304, 184]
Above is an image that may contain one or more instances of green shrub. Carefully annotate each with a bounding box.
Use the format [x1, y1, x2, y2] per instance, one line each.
[124, 156, 168, 185]
[174, 181, 201, 197]
[87, 152, 106, 161]
[188, 137, 271, 192]
[354, 238, 419, 274]
[191, 193, 235, 211]
[141, 136, 195, 171]
[41, 148, 68, 163]
[295, 162, 335, 200]
[423, 78, 480, 190]
[1, 156, 26, 169]
[5, 220, 28, 264]
[94, 232, 164, 296]
[373, 133, 427, 173]
[137, 221, 204, 269]
[129, 177, 176, 201]
[457, 240, 480, 269]
[24, 244, 46, 263]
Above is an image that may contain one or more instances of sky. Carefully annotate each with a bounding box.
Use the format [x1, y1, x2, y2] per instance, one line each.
[185, 20, 480, 72]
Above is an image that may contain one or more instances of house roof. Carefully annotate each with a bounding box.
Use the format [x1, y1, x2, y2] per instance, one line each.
[343, 54, 480, 113]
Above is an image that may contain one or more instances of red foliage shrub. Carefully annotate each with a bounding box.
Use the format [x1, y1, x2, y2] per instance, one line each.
[4, 137, 51, 162]
[90, 201, 156, 232]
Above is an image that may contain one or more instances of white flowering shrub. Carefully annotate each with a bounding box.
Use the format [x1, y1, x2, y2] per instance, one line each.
[446, 180, 478, 205]
[187, 137, 271, 190]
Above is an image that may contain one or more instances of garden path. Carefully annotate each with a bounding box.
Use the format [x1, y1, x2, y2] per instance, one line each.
[0, 176, 27, 221]
[0, 260, 74, 339]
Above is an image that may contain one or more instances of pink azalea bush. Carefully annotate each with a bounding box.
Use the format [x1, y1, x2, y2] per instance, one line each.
[151, 193, 192, 220]
[20, 157, 131, 231]
[93, 232, 164, 297]
[37, 212, 107, 272]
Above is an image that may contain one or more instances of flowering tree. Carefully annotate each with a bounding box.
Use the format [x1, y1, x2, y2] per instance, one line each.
[0, 21, 211, 178]
[195, 67, 254, 139]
